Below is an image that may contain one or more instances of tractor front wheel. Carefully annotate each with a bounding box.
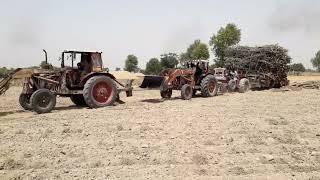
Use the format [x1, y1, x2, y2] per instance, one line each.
[228, 80, 237, 92]
[181, 84, 193, 100]
[83, 76, 117, 108]
[201, 75, 218, 97]
[160, 89, 172, 99]
[238, 78, 250, 93]
[30, 89, 56, 114]
[70, 95, 87, 107]
[19, 94, 32, 110]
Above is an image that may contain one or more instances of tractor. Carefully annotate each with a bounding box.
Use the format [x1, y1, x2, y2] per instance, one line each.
[160, 60, 218, 100]
[213, 68, 250, 93]
[15, 50, 133, 114]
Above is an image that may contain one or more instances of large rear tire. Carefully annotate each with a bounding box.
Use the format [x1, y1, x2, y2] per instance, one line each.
[30, 89, 56, 114]
[201, 75, 218, 97]
[83, 76, 117, 108]
[70, 95, 87, 107]
[238, 78, 250, 93]
[181, 84, 192, 100]
[19, 94, 32, 110]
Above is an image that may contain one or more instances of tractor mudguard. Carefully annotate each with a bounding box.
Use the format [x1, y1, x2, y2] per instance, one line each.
[80, 72, 116, 85]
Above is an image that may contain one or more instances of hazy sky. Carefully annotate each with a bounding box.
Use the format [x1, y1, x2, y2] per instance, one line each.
[0, 0, 319, 69]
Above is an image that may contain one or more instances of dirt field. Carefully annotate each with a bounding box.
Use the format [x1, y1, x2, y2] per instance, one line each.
[1, 83, 320, 179]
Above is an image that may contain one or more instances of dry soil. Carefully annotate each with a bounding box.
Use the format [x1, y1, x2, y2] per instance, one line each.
[0, 84, 320, 179]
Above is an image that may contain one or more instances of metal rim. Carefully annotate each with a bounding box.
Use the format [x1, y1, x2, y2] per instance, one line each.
[92, 81, 113, 104]
[37, 94, 51, 108]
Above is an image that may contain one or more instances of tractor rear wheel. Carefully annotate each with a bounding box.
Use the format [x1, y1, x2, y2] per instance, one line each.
[30, 89, 56, 114]
[19, 94, 32, 110]
[201, 75, 218, 97]
[83, 76, 117, 108]
[181, 84, 193, 100]
[70, 95, 87, 107]
[238, 78, 250, 93]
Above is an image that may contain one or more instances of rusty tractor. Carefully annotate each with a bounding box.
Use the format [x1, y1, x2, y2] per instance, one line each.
[213, 68, 250, 93]
[5, 50, 133, 114]
[160, 60, 218, 100]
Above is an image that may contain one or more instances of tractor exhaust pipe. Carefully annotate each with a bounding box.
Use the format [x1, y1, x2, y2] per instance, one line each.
[43, 49, 48, 64]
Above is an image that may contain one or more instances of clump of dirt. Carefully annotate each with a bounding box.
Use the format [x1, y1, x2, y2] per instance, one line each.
[192, 154, 208, 165]
[0, 158, 24, 170]
[120, 158, 135, 166]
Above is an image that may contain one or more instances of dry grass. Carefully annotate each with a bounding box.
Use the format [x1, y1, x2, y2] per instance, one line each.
[288, 73, 320, 83]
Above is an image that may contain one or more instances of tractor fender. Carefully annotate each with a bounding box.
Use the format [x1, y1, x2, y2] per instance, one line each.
[201, 73, 215, 80]
[81, 72, 116, 85]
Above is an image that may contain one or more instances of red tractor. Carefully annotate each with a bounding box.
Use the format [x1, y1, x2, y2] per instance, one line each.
[213, 68, 250, 93]
[160, 60, 218, 100]
[16, 50, 133, 114]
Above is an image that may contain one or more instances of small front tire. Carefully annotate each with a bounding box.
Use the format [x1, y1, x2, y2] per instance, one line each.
[30, 89, 56, 114]
[181, 84, 193, 100]
[238, 78, 250, 93]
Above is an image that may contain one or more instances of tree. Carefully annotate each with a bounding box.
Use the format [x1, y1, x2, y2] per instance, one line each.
[209, 23, 241, 67]
[311, 50, 320, 72]
[124, 55, 138, 72]
[180, 40, 210, 63]
[0, 67, 9, 78]
[160, 53, 179, 69]
[39, 61, 53, 69]
[145, 58, 162, 75]
[289, 63, 306, 72]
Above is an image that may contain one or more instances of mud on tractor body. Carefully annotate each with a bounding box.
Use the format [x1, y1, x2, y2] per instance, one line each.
[213, 68, 250, 94]
[160, 60, 218, 100]
[19, 50, 133, 114]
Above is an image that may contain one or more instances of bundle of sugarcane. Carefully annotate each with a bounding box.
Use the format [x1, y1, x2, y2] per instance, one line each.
[224, 45, 291, 88]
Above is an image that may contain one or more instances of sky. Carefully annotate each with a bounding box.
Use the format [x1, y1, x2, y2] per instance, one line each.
[0, 0, 319, 70]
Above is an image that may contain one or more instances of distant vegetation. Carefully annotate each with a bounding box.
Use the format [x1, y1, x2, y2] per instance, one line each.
[311, 50, 320, 72]
[0, 67, 12, 78]
[124, 55, 139, 72]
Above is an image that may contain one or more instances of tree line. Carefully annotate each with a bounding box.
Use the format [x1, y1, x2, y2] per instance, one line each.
[123, 23, 241, 75]
[123, 23, 320, 75]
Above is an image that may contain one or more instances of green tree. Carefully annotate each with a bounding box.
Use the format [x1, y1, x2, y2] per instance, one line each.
[145, 58, 162, 75]
[160, 53, 179, 69]
[311, 50, 320, 72]
[289, 63, 306, 72]
[124, 55, 139, 72]
[39, 61, 53, 69]
[0, 67, 9, 78]
[179, 52, 190, 63]
[180, 40, 210, 63]
[209, 23, 241, 67]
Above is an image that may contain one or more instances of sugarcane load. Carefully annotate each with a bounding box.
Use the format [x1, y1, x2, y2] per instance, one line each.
[224, 45, 291, 89]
